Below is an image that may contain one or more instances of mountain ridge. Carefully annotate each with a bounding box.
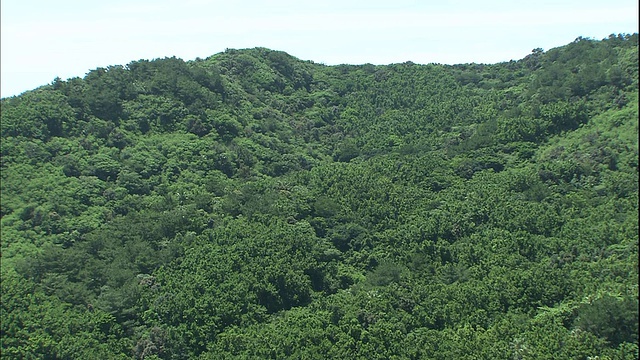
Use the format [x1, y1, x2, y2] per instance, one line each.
[1, 34, 638, 359]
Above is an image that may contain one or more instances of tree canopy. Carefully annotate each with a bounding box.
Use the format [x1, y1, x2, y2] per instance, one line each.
[1, 34, 638, 359]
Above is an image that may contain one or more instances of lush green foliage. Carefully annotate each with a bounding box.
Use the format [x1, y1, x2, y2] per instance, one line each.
[1, 34, 638, 359]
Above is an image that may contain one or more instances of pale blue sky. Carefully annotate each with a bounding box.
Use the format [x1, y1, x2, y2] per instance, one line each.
[1, 0, 638, 98]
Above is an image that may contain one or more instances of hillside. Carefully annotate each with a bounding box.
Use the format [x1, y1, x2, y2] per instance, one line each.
[1, 34, 638, 359]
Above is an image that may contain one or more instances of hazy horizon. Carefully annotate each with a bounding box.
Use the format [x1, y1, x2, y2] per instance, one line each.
[2, 0, 638, 98]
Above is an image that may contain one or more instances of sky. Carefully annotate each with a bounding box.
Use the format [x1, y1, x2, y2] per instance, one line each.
[1, 0, 638, 98]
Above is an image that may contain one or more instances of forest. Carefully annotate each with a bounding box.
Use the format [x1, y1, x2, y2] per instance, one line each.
[1, 34, 638, 359]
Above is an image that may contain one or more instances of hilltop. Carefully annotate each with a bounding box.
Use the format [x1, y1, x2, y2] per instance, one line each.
[1, 34, 638, 359]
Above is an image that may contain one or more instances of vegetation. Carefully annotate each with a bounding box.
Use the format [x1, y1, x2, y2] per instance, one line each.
[1, 34, 638, 359]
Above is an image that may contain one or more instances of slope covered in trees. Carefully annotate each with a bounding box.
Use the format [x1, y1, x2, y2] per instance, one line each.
[1, 34, 638, 359]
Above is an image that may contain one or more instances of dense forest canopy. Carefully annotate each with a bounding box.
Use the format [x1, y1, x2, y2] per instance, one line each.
[1, 34, 638, 359]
